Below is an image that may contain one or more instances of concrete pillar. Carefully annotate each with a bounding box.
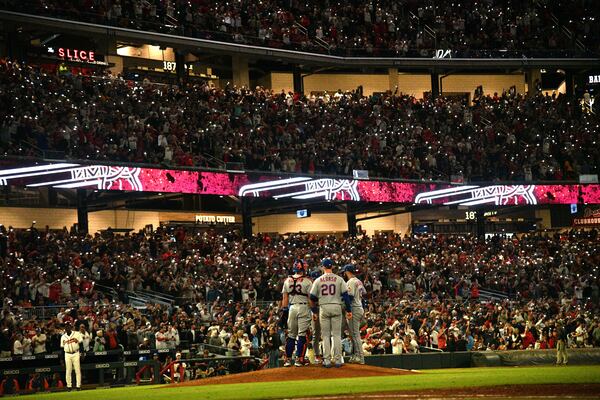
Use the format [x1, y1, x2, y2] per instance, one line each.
[292, 66, 303, 94]
[535, 208, 552, 230]
[241, 197, 252, 239]
[76, 189, 89, 235]
[175, 50, 187, 83]
[346, 203, 357, 237]
[388, 68, 398, 93]
[526, 68, 542, 96]
[565, 70, 575, 97]
[476, 209, 485, 239]
[106, 55, 124, 75]
[232, 55, 250, 88]
[431, 72, 440, 99]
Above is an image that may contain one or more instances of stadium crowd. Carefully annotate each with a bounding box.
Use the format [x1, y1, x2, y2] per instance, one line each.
[0, 224, 599, 365]
[1, 59, 599, 182]
[1, 0, 597, 56]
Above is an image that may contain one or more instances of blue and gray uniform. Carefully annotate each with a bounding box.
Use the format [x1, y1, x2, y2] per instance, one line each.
[346, 275, 366, 362]
[309, 270, 322, 359]
[310, 272, 351, 365]
[282, 274, 313, 360]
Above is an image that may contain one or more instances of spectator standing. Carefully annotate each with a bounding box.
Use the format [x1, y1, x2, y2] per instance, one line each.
[267, 325, 281, 368]
[391, 332, 403, 354]
[79, 325, 91, 352]
[32, 328, 47, 355]
[240, 333, 252, 356]
[155, 326, 168, 350]
[93, 330, 106, 352]
[12, 333, 24, 356]
[556, 321, 568, 366]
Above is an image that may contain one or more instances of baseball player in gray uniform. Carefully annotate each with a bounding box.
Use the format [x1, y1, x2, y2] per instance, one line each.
[309, 259, 352, 368]
[281, 259, 313, 367]
[309, 269, 323, 364]
[342, 264, 366, 364]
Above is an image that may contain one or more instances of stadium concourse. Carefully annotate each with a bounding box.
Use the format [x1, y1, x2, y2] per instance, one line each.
[1, 59, 599, 182]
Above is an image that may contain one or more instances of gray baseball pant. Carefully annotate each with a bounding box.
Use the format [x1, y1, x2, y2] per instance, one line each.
[320, 304, 342, 364]
[348, 307, 364, 361]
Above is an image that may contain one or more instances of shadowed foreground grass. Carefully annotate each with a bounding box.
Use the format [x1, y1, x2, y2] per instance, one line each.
[33, 365, 600, 400]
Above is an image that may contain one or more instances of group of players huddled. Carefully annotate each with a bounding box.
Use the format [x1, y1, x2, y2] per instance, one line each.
[281, 258, 366, 368]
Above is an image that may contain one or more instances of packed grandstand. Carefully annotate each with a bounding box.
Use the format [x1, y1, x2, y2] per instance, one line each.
[0, 0, 599, 395]
[1, 59, 598, 182]
[2, 0, 599, 56]
[1, 226, 599, 363]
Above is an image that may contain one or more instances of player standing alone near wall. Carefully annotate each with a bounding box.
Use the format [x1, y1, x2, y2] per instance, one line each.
[281, 259, 313, 367]
[310, 259, 352, 368]
[342, 264, 366, 364]
[60, 322, 82, 391]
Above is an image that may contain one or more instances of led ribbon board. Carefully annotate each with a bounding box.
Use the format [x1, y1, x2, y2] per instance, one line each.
[0, 162, 599, 204]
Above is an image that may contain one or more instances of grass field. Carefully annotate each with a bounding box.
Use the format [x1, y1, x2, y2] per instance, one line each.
[32, 365, 600, 400]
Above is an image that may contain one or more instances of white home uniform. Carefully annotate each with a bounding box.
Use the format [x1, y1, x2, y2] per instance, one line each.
[310, 272, 348, 365]
[61, 328, 83, 389]
[346, 276, 366, 363]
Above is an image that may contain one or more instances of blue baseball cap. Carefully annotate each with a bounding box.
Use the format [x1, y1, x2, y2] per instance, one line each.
[342, 264, 356, 273]
[321, 258, 333, 268]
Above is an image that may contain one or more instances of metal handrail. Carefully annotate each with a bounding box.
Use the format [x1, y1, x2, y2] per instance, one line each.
[9, 305, 67, 320]
[0, 155, 587, 187]
[200, 152, 226, 169]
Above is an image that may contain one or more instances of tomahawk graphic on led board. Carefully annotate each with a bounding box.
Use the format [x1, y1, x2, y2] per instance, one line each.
[0, 161, 598, 204]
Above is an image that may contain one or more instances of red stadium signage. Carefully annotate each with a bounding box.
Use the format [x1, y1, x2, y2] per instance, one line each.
[573, 208, 600, 226]
[0, 161, 599, 205]
[56, 47, 96, 62]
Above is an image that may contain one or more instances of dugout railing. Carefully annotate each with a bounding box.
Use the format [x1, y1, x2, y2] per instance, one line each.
[0, 347, 255, 394]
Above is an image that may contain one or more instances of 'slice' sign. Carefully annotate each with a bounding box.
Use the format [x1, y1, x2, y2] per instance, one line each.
[51, 47, 96, 62]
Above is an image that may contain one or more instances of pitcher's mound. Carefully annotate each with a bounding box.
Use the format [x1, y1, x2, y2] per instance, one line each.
[170, 364, 415, 387]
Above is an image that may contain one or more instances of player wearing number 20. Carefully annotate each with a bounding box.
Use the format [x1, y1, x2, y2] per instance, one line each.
[309, 258, 352, 368]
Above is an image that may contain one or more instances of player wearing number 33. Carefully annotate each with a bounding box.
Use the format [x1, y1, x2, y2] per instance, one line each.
[309, 258, 352, 368]
[281, 259, 313, 367]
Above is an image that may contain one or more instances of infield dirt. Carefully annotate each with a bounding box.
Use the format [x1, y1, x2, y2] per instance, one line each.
[167, 364, 415, 387]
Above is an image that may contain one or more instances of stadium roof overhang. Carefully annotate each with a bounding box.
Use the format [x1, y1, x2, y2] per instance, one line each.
[2, 10, 599, 70]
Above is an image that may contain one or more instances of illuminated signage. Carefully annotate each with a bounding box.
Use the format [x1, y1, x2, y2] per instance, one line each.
[163, 61, 193, 72]
[296, 209, 311, 218]
[434, 49, 452, 59]
[195, 215, 236, 224]
[48, 47, 96, 62]
[573, 216, 600, 226]
[414, 185, 538, 206]
[589, 75, 600, 84]
[0, 161, 598, 205]
[573, 207, 600, 226]
[238, 177, 360, 201]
